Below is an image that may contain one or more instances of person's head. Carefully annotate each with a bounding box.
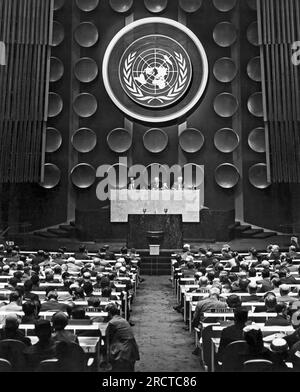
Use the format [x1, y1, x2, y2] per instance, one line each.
[32, 264, 40, 274]
[9, 291, 22, 305]
[244, 326, 264, 353]
[83, 281, 93, 296]
[261, 269, 270, 279]
[271, 277, 281, 289]
[35, 319, 52, 342]
[4, 314, 20, 332]
[226, 294, 242, 309]
[100, 276, 110, 289]
[279, 284, 290, 297]
[46, 290, 58, 301]
[248, 268, 257, 278]
[83, 271, 91, 281]
[22, 301, 36, 317]
[79, 245, 87, 253]
[183, 244, 190, 252]
[53, 265, 62, 275]
[52, 311, 68, 331]
[101, 287, 112, 298]
[23, 279, 33, 293]
[72, 287, 85, 299]
[248, 282, 258, 294]
[8, 277, 18, 288]
[264, 293, 277, 310]
[13, 271, 23, 282]
[239, 278, 249, 292]
[30, 273, 39, 286]
[234, 307, 248, 325]
[16, 261, 24, 270]
[207, 271, 215, 283]
[275, 303, 287, 316]
[71, 307, 86, 320]
[105, 302, 120, 318]
[199, 276, 208, 287]
[270, 338, 289, 361]
[209, 287, 220, 299]
[222, 283, 232, 293]
[229, 273, 238, 283]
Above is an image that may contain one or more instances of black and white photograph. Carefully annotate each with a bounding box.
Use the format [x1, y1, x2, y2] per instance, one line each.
[0, 0, 300, 381]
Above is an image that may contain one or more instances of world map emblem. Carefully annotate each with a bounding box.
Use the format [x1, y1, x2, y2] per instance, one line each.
[119, 35, 193, 109]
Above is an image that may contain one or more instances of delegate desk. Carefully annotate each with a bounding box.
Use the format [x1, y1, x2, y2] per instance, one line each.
[210, 325, 294, 372]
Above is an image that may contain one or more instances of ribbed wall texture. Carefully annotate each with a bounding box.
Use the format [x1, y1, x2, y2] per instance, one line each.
[0, 0, 53, 182]
[257, 0, 300, 182]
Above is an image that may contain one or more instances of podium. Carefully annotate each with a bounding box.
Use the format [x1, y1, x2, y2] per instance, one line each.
[127, 214, 183, 249]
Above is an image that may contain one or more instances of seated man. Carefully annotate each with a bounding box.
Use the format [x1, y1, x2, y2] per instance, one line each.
[21, 301, 41, 324]
[191, 287, 227, 329]
[0, 314, 31, 346]
[0, 291, 23, 323]
[284, 310, 300, 348]
[264, 303, 291, 326]
[254, 292, 277, 313]
[242, 282, 261, 302]
[51, 311, 79, 344]
[218, 307, 249, 362]
[23, 319, 57, 371]
[41, 289, 71, 313]
[277, 284, 298, 305]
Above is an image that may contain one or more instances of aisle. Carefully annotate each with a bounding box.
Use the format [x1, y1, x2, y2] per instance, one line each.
[130, 276, 203, 372]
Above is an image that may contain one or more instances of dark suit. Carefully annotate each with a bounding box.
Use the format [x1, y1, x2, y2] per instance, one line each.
[218, 324, 246, 361]
[242, 295, 261, 303]
[258, 278, 273, 293]
[284, 328, 300, 348]
[0, 328, 31, 346]
[264, 314, 290, 326]
[24, 338, 57, 371]
[40, 300, 70, 313]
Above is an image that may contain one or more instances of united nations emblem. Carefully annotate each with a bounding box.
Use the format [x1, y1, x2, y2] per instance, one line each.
[119, 35, 192, 108]
[102, 17, 208, 123]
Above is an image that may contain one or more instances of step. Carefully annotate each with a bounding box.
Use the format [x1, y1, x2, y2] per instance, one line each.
[252, 231, 277, 239]
[241, 229, 264, 238]
[34, 231, 58, 239]
[228, 222, 241, 230]
[47, 228, 70, 236]
[234, 225, 252, 233]
[59, 224, 75, 232]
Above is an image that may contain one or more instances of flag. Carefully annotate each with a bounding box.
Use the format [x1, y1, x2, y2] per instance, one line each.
[0, 42, 6, 65]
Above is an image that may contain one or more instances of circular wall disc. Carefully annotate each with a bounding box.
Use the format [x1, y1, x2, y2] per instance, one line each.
[109, 0, 133, 13]
[48, 93, 63, 118]
[144, 0, 168, 13]
[179, 128, 205, 153]
[248, 127, 266, 153]
[76, 0, 99, 12]
[247, 56, 261, 82]
[73, 93, 98, 118]
[50, 57, 64, 82]
[248, 92, 263, 117]
[213, 22, 237, 47]
[249, 163, 270, 189]
[70, 164, 96, 189]
[214, 93, 239, 117]
[74, 22, 99, 48]
[178, 0, 203, 13]
[213, 57, 238, 83]
[214, 128, 239, 153]
[213, 0, 237, 12]
[39, 164, 61, 189]
[45, 128, 62, 153]
[143, 128, 169, 153]
[52, 21, 65, 46]
[107, 128, 132, 153]
[215, 163, 240, 189]
[247, 21, 259, 46]
[72, 128, 97, 153]
[74, 57, 99, 83]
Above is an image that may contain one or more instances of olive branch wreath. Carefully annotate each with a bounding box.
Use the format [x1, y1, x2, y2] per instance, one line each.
[122, 51, 188, 104]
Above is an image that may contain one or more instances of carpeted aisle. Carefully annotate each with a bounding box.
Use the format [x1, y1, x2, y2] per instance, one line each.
[130, 276, 203, 372]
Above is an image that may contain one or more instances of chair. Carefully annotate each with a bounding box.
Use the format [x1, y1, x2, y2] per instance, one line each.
[220, 340, 249, 372]
[0, 340, 27, 372]
[56, 341, 86, 372]
[243, 359, 273, 372]
[201, 325, 222, 372]
[36, 359, 59, 372]
[0, 358, 12, 372]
